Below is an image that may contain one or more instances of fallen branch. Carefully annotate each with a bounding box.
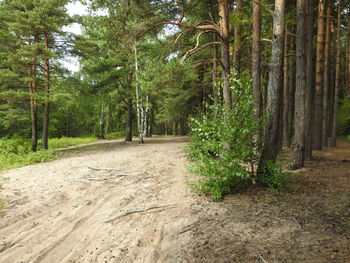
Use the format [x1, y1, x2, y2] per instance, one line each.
[292, 217, 302, 229]
[256, 209, 287, 222]
[100, 204, 178, 223]
[258, 253, 268, 263]
[86, 166, 122, 172]
[85, 174, 129, 181]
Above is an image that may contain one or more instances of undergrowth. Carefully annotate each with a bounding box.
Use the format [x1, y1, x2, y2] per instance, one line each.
[186, 75, 288, 200]
[0, 136, 98, 171]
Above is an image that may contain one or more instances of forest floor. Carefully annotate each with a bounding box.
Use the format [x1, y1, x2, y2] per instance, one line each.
[0, 136, 349, 263]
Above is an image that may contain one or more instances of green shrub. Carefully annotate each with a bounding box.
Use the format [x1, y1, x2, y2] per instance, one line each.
[337, 96, 350, 135]
[0, 136, 97, 170]
[186, 76, 260, 200]
[46, 137, 97, 149]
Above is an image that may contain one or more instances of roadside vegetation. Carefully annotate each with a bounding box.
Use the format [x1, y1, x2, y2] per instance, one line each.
[0, 137, 98, 171]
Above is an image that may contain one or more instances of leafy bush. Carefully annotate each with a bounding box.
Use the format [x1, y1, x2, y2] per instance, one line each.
[186, 76, 260, 200]
[47, 137, 97, 149]
[0, 136, 98, 170]
[337, 96, 350, 135]
[257, 161, 289, 191]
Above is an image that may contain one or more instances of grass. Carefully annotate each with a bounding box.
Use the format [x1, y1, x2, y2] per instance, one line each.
[0, 136, 98, 171]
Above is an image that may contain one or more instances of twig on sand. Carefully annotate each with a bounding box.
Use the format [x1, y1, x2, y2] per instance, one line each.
[256, 209, 287, 222]
[258, 253, 268, 263]
[86, 166, 122, 172]
[100, 204, 178, 223]
[256, 209, 302, 230]
[292, 217, 302, 229]
[85, 174, 129, 181]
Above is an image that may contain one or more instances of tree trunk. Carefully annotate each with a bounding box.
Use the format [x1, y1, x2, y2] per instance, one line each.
[42, 33, 50, 150]
[347, 13, 350, 96]
[233, 0, 243, 76]
[258, 0, 285, 174]
[313, 0, 326, 150]
[218, 0, 231, 106]
[322, 6, 331, 147]
[305, 0, 316, 160]
[282, 26, 290, 147]
[330, 0, 341, 147]
[291, 0, 307, 169]
[328, 19, 335, 139]
[125, 71, 133, 142]
[288, 26, 296, 149]
[252, 0, 262, 143]
[29, 69, 38, 152]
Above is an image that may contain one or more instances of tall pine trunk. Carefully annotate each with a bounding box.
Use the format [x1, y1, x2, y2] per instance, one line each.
[291, 0, 307, 169]
[322, 7, 331, 147]
[42, 32, 50, 150]
[252, 0, 262, 143]
[125, 71, 133, 142]
[233, 0, 243, 75]
[258, 0, 285, 174]
[218, 0, 231, 106]
[305, 0, 316, 160]
[29, 68, 38, 152]
[282, 26, 290, 147]
[313, 0, 326, 150]
[330, 0, 341, 147]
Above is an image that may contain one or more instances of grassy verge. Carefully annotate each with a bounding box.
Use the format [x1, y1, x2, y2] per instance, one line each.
[0, 137, 98, 171]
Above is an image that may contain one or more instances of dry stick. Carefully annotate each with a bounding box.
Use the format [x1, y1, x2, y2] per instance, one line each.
[86, 166, 123, 171]
[100, 204, 178, 223]
[85, 174, 129, 181]
[292, 217, 302, 229]
[258, 253, 268, 263]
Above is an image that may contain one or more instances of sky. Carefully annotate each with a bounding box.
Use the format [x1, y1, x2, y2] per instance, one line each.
[60, 1, 88, 72]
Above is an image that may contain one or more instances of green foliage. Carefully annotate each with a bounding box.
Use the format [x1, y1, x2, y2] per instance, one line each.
[186, 75, 259, 200]
[46, 137, 98, 149]
[257, 161, 289, 191]
[337, 96, 350, 136]
[0, 136, 97, 171]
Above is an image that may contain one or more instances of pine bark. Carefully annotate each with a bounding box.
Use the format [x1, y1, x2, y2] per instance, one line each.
[282, 27, 290, 147]
[29, 68, 38, 152]
[252, 0, 262, 143]
[322, 7, 331, 147]
[233, 0, 243, 75]
[125, 71, 133, 142]
[218, 0, 232, 106]
[313, 0, 326, 150]
[42, 33, 50, 150]
[291, 0, 307, 169]
[258, 0, 285, 174]
[305, 0, 316, 160]
[330, 0, 341, 147]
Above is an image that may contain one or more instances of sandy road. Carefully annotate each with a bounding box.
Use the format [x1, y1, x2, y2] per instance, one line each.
[0, 137, 198, 263]
[1, 137, 349, 263]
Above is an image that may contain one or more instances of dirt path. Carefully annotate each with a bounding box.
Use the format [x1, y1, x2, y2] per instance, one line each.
[1, 137, 349, 263]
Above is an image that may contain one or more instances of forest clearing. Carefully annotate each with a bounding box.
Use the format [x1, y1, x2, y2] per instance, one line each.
[0, 137, 349, 263]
